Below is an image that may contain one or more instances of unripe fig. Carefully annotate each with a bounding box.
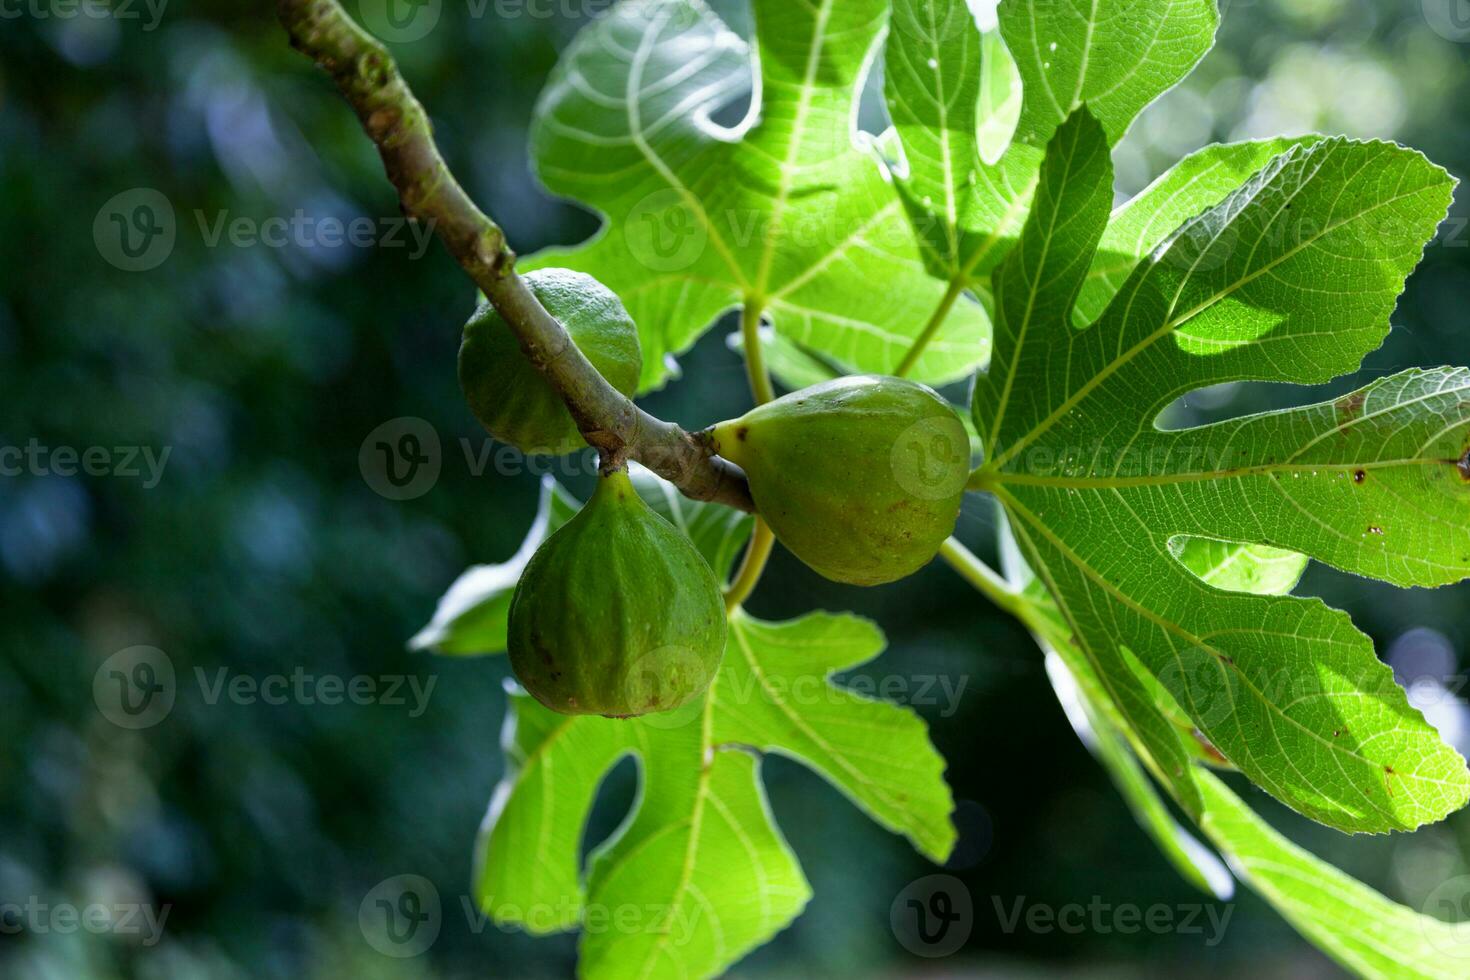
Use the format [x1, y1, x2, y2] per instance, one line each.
[708, 376, 969, 587]
[507, 469, 726, 717]
[460, 269, 642, 455]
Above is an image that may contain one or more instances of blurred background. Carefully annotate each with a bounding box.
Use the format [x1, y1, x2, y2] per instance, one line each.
[2, 0, 1469, 976]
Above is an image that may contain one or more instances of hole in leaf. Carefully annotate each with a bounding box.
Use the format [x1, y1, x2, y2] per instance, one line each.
[1167, 536, 1307, 596]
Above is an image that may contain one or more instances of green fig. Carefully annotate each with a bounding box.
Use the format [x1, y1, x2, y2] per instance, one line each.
[507, 469, 727, 717]
[708, 376, 969, 587]
[460, 269, 642, 455]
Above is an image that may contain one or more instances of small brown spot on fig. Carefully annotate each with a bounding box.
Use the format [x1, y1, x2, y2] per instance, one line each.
[736, 426, 749, 442]
[1353, 469, 1367, 485]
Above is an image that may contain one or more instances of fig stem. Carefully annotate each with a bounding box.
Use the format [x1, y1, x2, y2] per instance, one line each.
[740, 302, 776, 405]
[724, 519, 776, 612]
[937, 537, 1023, 618]
[722, 301, 777, 604]
[276, 0, 755, 514]
[895, 278, 966, 378]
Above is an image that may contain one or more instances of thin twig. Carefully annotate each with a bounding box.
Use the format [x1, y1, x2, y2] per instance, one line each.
[276, 0, 754, 512]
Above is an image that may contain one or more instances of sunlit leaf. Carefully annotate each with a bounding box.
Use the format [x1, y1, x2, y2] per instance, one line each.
[1038, 589, 1470, 980]
[475, 611, 955, 979]
[526, 0, 988, 390]
[973, 107, 1469, 833]
[998, 0, 1218, 147]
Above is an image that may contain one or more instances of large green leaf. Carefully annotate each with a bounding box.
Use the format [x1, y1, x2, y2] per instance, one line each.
[1192, 768, 1470, 980]
[1074, 137, 1321, 323]
[884, 0, 1042, 283]
[526, 0, 987, 390]
[883, 0, 1218, 287]
[1037, 591, 1470, 980]
[475, 611, 955, 978]
[973, 107, 1469, 834]
[998, 0, 1218, 147]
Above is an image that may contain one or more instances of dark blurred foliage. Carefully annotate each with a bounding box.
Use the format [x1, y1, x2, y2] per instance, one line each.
[1, 0, 1468, 976]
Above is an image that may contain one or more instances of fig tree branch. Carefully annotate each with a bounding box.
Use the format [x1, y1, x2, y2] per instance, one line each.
[276, 0, 755, 513]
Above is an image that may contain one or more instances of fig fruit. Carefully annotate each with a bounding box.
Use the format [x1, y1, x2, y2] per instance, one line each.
[507, 469, 726, 717]
[459, 268, 642, 455]
[708, 376, 969, 586]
